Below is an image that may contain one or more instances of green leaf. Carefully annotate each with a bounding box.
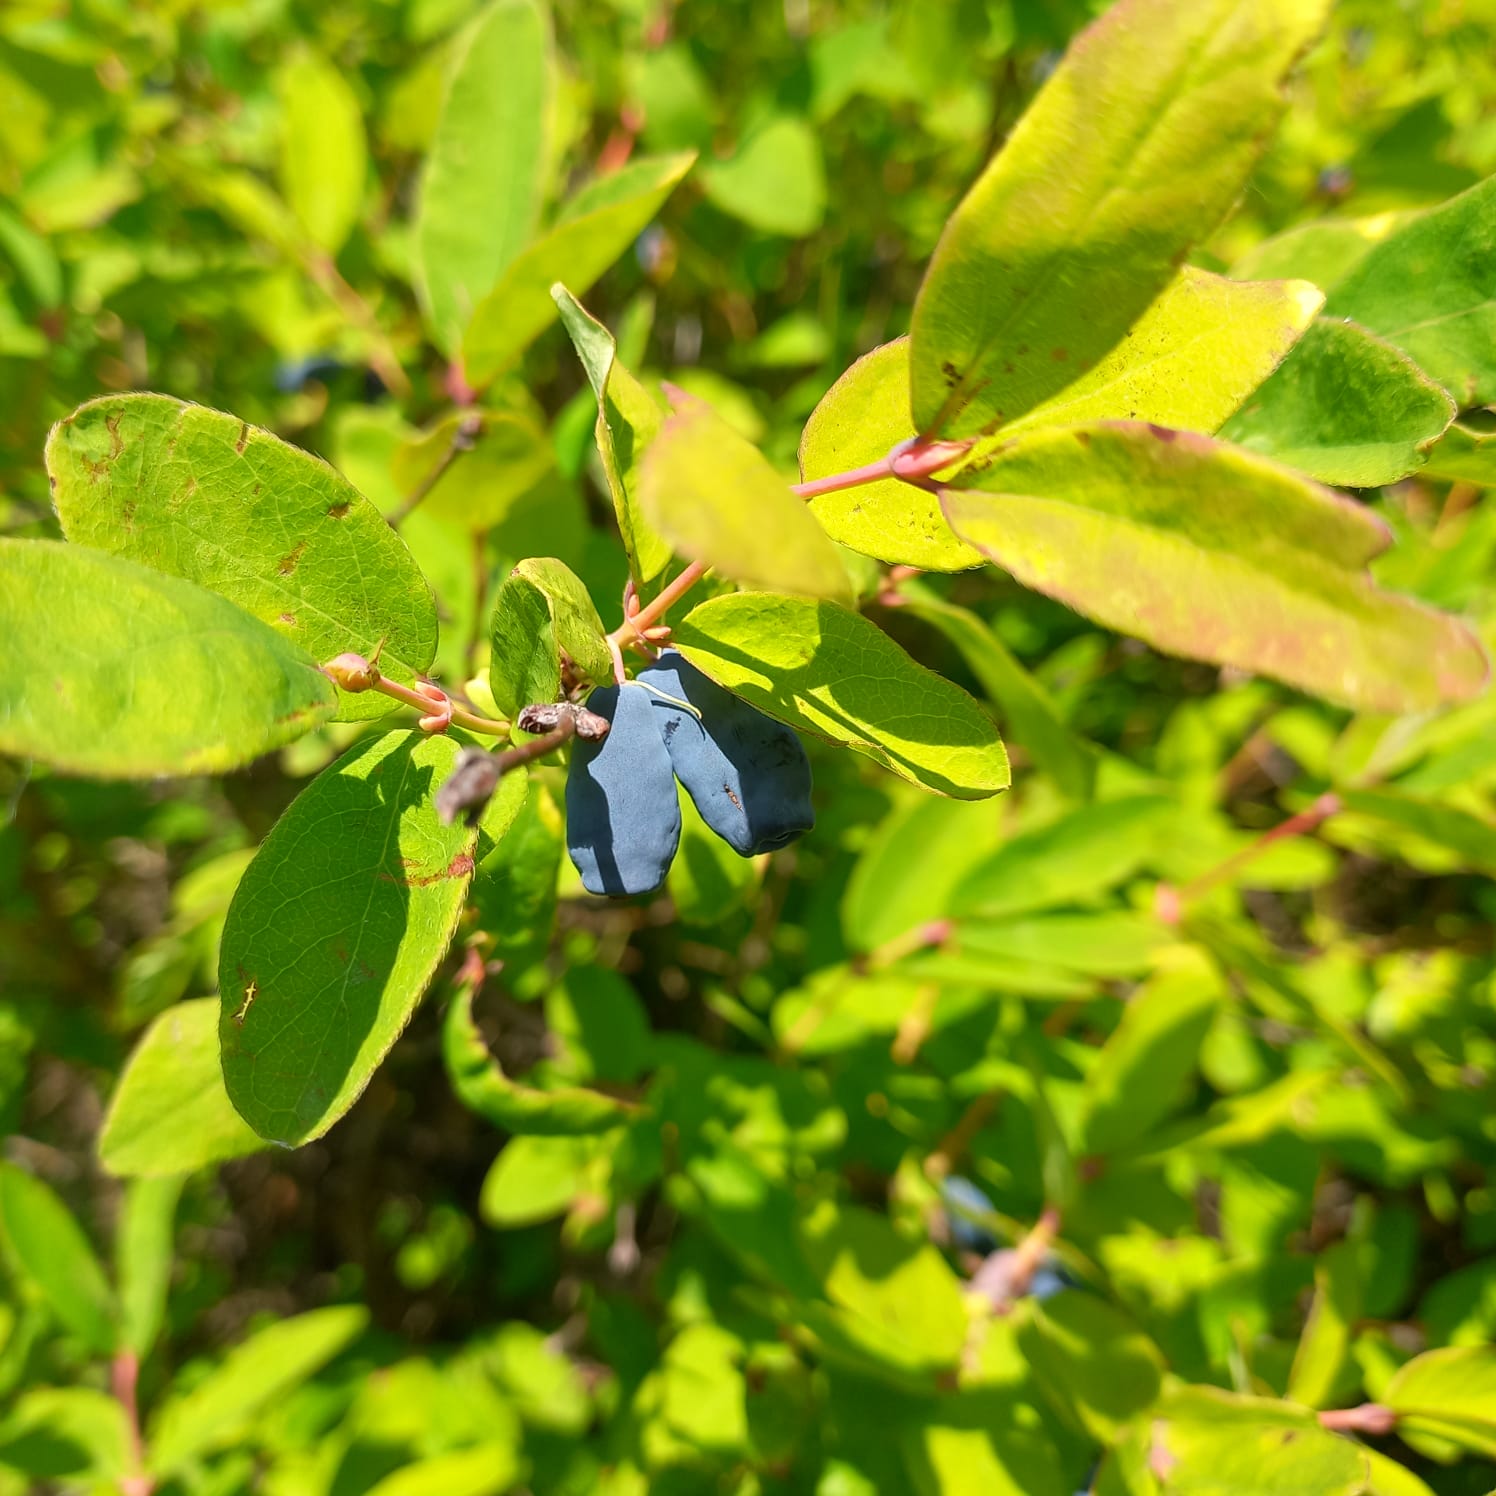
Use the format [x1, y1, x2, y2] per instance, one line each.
[480, 1133, 611, 1228]
[1383, 1345, 1496, 1458]
[116, 1176, 182, 1359]
[1286, 1241, 1362, 1410]
[278, 49, 367, 255]
[909, 0, 1332, 437]
[842, 794, 1002, 952]
[903, 1411, 1069, 1496]
[1220, 319, 1454, 487]
[700, 116, 826, 237]
[488, 557, 613, 718]
[47, 394, 438, 722]
[898, 585, 1097, 802]
[470, 777, 564, 983]
[958, 912, 1171, 976]
[553, 285, 673, 590]
[443, 980, 634, 1135]
[100, 998, 264, 1177]
[218, 731, 478, 1145]
[0, 1389, 131, 1483]
[1081, 960, 1223, 1155]
[1229, 214, 1404, 291]
[1156, 1411, 1369, 1494]
[462, 152, 695, 388]
[1326, 174, 1496, 406]
[391, 410, 553, 532]
[1015, 1293, 1165, 1442]
[799, 338, 979, 570]
[1421, 417, 1496, 485]
[1337, 787, 1496, 875]
[672, 592, 1010, 798]
[670, 786, 760, 926]
[942, 423, 1488, 713]
[0, 539, 336, 778]
[641, 389, 852, 603]
[413, 0, 553, 354]
[364, 1444, 523, 1496]
[952, 796, 1174, 920]
[148, 1306, 367, 1476]
[0, 1164, 116, 1355]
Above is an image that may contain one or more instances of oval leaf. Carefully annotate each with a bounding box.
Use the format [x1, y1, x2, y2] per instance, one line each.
[413, 0, 553, 354]
[99, 999, 264, 1178]
[671, 592, 1010, 798]
[0, 539, 336, 778]
[463, 152, 695, 388]
[910, 0, 1332, 436]
[488, 556, 612, 718]
[942, 423, 1488, 713]
[699, 115, 825, 237]
[1221, 318, 1455, 487]
[1326, 174, 1496, 406]
[642, 391, 852, 602]
[0, 1163, 116, 1355]
[278, 49, 367, 255]
[219, 730, 478, 1145]
[47, 394, 437, 721]
[1383, 1346, 1496, 1458]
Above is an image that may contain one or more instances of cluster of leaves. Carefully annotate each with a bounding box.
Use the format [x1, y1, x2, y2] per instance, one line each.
[6, 0, 1496, 1493]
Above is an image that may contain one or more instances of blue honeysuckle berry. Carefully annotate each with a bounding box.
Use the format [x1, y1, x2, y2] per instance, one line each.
[565, 682, 681, 896]
[637, 649, 814, 857]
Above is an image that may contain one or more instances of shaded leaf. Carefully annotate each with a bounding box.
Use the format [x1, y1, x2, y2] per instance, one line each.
[0, 539, 335, 778]
[278, 49, 366, 254]
[442, 980, 634, 1135]
[641, 388, 852, 602]
[1421, 416, 1496, 485]
[148, 1307, 367, 1475]
[0, 1164, 115, 1355]
[463, 152, 695, 387]
[1157, 1411, 1369, 1494]
[219, 731, 478, 1145]
[488, 557, 612, 717]
[0, 1389, 130, 1483]
[553, 285, 673, 590]
[1326, 174, 1496, 406]
[1229, 214, 1404, 291]
[413, 0, 553, 354]
[1221, 319, 1454, 487]
[910, 0, 1332, 436]
[99, 998, 264, 1178]
[47, 394, 437, 721]
[672, 592, 1010, 798]
[942, 422, 1487, 713]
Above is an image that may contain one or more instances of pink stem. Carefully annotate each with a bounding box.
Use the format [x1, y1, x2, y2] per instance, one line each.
[1318, 1404, 1397, 1436]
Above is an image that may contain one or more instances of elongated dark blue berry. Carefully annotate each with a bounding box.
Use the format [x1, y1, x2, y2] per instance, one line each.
[565, 683, 681, 896]
[637, 650, 813, 856]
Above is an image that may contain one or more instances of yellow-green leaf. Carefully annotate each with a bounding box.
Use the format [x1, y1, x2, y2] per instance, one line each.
[641, 390, 852, 603]
[488, 556, 612, 717]
[909, 0, 1332, 437]
[0, 539, 336, 778]
[942, 423, 1488, 713]
[672, 591, 1009, 798]
[278, 50, 367, 255]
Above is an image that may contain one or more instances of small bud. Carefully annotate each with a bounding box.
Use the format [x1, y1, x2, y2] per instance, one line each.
[573, 707, 611, 741]
[324, 652, 380, 691]
[517, 702, 566, 734]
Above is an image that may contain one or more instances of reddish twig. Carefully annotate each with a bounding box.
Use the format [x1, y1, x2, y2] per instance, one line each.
[113, 1351, 153, 1496]
[1318, 1404, 1397, 1436]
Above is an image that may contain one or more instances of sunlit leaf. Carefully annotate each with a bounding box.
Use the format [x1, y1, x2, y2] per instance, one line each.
[700, 116, 826, 237]
[47, 394, 437, 721]
[0, 539, 336, 777]
[1383, 1346, 1496, 1458]
[488, 556, 613, 717]
[672, 592, 1009, 798]
[278, 49, 367, 254]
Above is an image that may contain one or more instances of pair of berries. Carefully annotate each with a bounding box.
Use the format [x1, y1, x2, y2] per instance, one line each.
[565, 650, 815, 896]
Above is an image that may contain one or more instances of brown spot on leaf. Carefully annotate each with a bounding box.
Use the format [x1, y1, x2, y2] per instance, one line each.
[277, 540, 307, 575]
[1147, 423, 1178, 443]
[1074, 430, 1091, 446]
[278, 612, 297, 626]
[1016, 344, 1029, 356]
[1051, 348, 1068, 361]
[327, 501, 351, 519]
[234, 421, 249, 455]
[105, 412, 124, 461]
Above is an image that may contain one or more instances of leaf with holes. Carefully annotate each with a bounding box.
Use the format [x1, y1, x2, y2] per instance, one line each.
[47, 394, 437, 721]
[218, 731, 477, 1145]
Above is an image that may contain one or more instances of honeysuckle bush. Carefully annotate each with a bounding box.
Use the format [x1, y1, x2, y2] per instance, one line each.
[5, 0, 1496, 1492]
